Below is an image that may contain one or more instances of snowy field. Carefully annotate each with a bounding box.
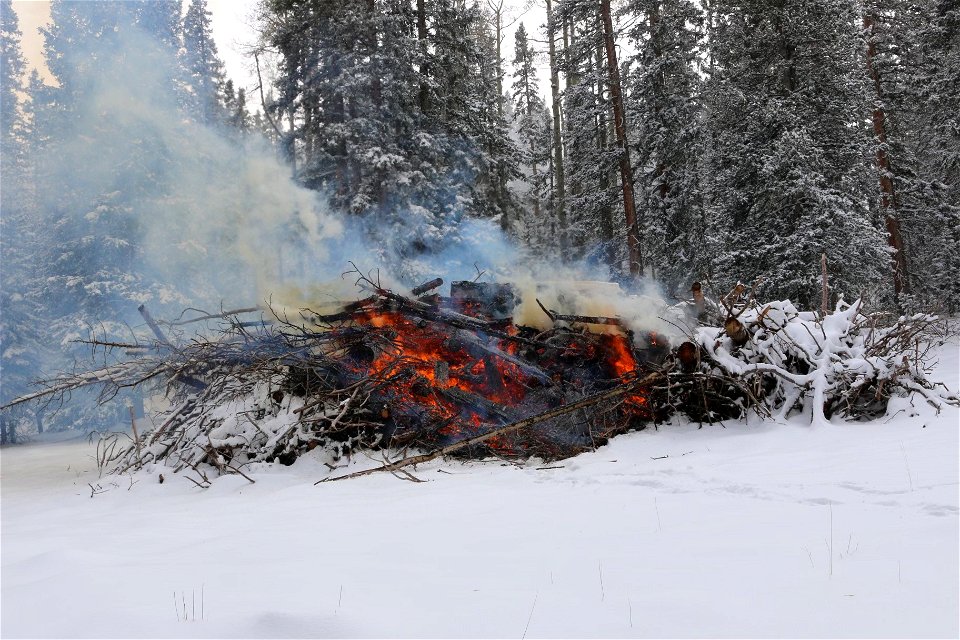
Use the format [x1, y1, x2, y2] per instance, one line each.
[2, 341, 957, 639]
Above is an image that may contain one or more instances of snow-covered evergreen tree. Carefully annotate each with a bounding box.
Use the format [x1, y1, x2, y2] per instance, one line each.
[0, 0, 45, 439]
[890, 0, 960, 310]
[181, 0, 226, 125]
[0, 0, 25, 195]
[511, 22, 554, 250]
[222, 79, 251, 133]
[554, 1, 620, 269]
[133, 0, 182, 56]
[20, 0, 201, 430]
[626, 0, 706, 295]
[467, 3, 520, 231]
[703, 0, 888, 306]
[261, 0, 517, 281]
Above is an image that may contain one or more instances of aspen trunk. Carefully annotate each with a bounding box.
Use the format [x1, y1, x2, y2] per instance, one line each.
[600, 0, 642, 277]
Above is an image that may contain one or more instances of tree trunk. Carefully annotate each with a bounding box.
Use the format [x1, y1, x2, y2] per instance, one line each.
[649, 4, 669, 203]
[596, 13, 615, 268]
[491, 0, 504, 122]
[491, 3, 509, 232]
[417, 0, 430, 115]
[368, 0, 384, 208]
[600, 0, 641, 277]
[564, 16, 584, 255]
[287, 110, 297, 175]
[545, 0, 568, 253]
[523, 74, 542, 223]
[863, 12, 909, 298]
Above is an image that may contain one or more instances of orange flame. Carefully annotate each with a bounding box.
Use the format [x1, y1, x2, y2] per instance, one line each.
[346, 310, 651, 444]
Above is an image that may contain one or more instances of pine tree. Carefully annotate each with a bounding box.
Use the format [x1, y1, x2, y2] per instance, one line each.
[24, 0, 199, 430]
[544, 0, 569, 254]
[892, 0, 960, 310]
[262, 0, 517, 281]
[626, 0, 706, 294]
[133, 0, 182, 56]
[554, 1, 619, 269]
[222, 78, 251, 133]
[1, 0, 26, 196]
[599, 0, 641, 278]
[0, 0, 45, 437]
[512, 22, 553, 249]
[704, 0, 888, 306]
[182, 0, 226, 125]
[470, 3, 520, 231]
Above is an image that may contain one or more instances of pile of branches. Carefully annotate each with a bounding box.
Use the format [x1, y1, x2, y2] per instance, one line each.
[3, 275, 955, 485]
[685, 286, 957, 427]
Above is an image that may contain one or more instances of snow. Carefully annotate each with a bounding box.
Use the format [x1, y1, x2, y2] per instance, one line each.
[2, 341, 958, 638]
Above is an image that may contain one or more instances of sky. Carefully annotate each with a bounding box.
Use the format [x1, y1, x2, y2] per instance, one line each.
[11, 0, 262, 90]
[11, 0, 550, 101]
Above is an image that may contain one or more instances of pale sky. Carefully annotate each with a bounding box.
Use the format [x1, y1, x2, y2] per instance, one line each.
[11, 0, 261, 89]
[11, 0, 550, 101]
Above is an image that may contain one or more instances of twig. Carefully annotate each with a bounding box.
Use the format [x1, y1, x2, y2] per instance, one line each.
[163, 307, 262, 327]
[521, 592, 538, 640]
[598, 560, 605, 601]
[129, 406, 142, 470]
[899, 442, 914, 492]
[254, 52, 283, 137]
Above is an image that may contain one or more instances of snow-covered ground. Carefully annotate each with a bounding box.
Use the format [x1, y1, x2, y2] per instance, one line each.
[2, 341, 958, 638]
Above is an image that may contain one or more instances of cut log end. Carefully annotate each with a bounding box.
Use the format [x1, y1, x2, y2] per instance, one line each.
[677, 341, 699, 372]
[724, 317, 750, 346]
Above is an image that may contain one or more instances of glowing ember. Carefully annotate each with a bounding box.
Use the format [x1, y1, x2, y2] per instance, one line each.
[342, 305, 654, 450]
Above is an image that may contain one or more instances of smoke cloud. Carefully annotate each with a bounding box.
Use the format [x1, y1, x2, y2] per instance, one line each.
[36, 25, 680, 345]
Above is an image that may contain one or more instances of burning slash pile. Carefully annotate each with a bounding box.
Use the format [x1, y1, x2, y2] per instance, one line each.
[4, 274, 957, 484]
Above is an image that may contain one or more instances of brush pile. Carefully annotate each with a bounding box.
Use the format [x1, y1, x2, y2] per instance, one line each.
[4, 273, 956, 484]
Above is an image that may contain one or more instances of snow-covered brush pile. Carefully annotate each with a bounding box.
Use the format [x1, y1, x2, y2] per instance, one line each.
[3, 277, 956, 485]
[690, 298, 957, 427]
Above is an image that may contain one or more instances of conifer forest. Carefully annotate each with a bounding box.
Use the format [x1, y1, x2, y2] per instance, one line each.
[1, 3, 959, 638]
[2, 0, 956, 438]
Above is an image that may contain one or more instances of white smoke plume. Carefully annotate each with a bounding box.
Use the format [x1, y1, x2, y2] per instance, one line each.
[40, 26, 680, 342]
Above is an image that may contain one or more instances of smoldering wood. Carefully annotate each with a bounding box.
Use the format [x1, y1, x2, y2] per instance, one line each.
[451, 329, 553, 384]
[549, 312, 624, 327]
[321, 371, 664, 483]
[676, 341, 699, 373]
[450, 281, 517, 319]
[438, 387, 521, 424]
[411, 277, 444, 296]
[536, 298, 556, 322]
[6, 273, 955, 486]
